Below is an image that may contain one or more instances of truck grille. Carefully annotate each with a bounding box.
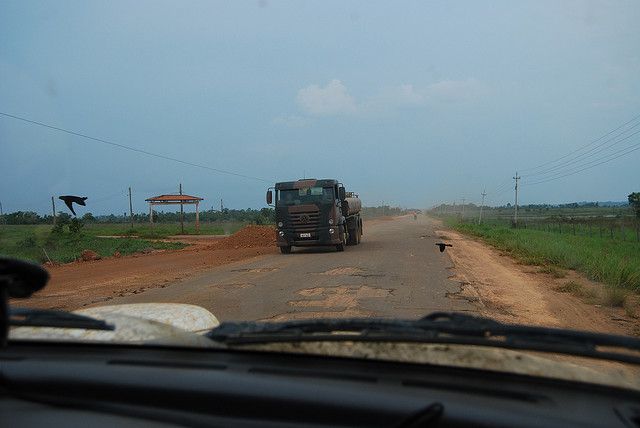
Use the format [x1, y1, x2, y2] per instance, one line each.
[290, 209, 320, 229]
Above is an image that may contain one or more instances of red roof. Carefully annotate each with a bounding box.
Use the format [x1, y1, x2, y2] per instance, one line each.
[145, 194, 203, 202]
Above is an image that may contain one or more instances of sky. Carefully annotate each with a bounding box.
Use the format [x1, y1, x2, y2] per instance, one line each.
[1, 0, 639, 216]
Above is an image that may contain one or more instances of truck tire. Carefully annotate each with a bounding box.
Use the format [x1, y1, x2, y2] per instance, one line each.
[280, 246, 292, 254]
[347, 228, 357, 245]
[336, 226, 346, 251]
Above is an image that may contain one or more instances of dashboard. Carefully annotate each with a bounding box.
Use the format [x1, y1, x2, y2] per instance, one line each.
[3, 341, 640, 427]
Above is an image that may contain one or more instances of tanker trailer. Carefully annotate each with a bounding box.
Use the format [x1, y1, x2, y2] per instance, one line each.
[342, 195, 363, 245]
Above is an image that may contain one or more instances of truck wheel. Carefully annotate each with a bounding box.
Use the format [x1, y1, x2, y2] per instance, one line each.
[280, 246, 292, 254]
[347, 229, 357, 245]
[336, 226, 346, 251]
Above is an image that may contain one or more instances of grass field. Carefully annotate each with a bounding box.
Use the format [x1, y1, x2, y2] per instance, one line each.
[443, 218, 640, 297]
[0, 221, 248, 264]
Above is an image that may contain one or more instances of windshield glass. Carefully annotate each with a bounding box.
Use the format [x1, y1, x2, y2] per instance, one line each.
[278, 187, 334, 205]
[1, 1, 639, 391]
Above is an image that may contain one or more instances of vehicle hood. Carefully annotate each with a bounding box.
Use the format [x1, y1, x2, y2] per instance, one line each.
[10, 303, 220, 347]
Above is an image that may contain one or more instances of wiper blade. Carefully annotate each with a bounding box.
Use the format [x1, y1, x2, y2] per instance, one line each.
[207, 312, 640, 365]
[10, 307, 114, 331]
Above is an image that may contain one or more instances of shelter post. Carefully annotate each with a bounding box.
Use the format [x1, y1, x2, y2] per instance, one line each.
[149, 203, 154, 236]
[196, 202, 200, 234]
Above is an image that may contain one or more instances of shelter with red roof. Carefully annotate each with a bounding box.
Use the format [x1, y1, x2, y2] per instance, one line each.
[145, 194, 204, 235]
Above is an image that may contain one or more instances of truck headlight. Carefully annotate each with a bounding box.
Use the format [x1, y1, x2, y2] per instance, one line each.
[328, 218, 334, 225]
[278, 231, 285, 237]
[329, 228, 334, 234]
[277, 222, 284, 228]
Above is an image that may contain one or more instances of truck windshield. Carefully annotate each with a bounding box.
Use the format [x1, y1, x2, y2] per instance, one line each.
[278, 187, 334, 206]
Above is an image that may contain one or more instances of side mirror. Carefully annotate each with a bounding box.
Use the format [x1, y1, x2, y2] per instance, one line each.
[266, 190, 273, 205]
[338, 187, 346, 201]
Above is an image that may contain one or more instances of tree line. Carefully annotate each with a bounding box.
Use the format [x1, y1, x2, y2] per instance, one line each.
[0, 208, 276, 226]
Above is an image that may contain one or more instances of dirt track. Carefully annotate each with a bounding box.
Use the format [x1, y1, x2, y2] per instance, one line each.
[14, 219, 639, 337]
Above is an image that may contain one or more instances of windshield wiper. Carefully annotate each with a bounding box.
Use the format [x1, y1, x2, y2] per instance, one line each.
[9, 307, 114, 331]
[207, 312, 640, 365]
[1, 258, 114, 336]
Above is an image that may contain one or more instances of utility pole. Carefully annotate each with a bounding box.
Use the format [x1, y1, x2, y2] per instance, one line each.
[479, 190, 486, 224]
[513, 172, 521, 226]
[461, 198, 466, 220]
[51, 196, 56, 226]
[129, 187, 134, 229]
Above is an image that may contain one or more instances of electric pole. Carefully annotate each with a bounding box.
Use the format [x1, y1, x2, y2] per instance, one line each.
[461, 197, 466, 220]
[479, 190, 486, 224]
[129, 187, 134, 229]
[513, 172, 521, 226]
[51, 196, 56, 226]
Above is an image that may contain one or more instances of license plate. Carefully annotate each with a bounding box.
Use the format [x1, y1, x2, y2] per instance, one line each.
[300, 233, 311, 238]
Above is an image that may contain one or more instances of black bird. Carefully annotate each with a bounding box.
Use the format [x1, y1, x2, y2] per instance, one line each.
[435, 243, 452, 252]
[59, 196, 87, 216]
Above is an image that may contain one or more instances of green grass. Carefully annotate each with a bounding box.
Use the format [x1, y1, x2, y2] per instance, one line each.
[604, 284, 628, 307]
[554, 280, 583, 294]
[0, 221, 249, 264]
[445, 219, 640, 292]
[537, 265, 567, 278]
[82, 221, 247, 238]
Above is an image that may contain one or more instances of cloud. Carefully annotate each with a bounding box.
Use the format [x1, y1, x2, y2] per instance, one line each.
[422, 78, 488, 106]
[362, 84, 424, 113]
[296, 79, 356, 115]
[377, 84, 424, 108]
[292, 78, 488, 118]
[362, 78, 488, 114]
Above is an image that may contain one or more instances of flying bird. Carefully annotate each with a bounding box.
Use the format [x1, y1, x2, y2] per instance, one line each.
[59, 195, 87, 216]
[435, 243, 453, 252]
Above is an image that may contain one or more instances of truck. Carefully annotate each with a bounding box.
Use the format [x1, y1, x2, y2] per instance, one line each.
[266, 179, 363, 253]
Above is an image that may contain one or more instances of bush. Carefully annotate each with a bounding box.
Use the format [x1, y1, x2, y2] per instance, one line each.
[50, 223, 65, 236]
[18, 232, 37, 248]
[69, 218, 84, 235]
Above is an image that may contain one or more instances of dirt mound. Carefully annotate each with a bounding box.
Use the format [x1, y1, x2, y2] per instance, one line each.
[81, 249, 101, 261]
[211, 225, 276, 250]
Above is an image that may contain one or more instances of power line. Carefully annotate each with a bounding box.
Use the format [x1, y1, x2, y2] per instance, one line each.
[525, 124, 640, 178]
[520, 113, 640, 174]
[482, 115, 639, 203]
[0, 111, 274, 183]
[522, 140, 640, 187]
[516, 114, 640, 188]
[482, 176, 515, 202]
[485, 177, 513, 194]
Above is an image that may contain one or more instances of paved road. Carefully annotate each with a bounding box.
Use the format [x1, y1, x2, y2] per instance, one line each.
[118, 216, 478, 322]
